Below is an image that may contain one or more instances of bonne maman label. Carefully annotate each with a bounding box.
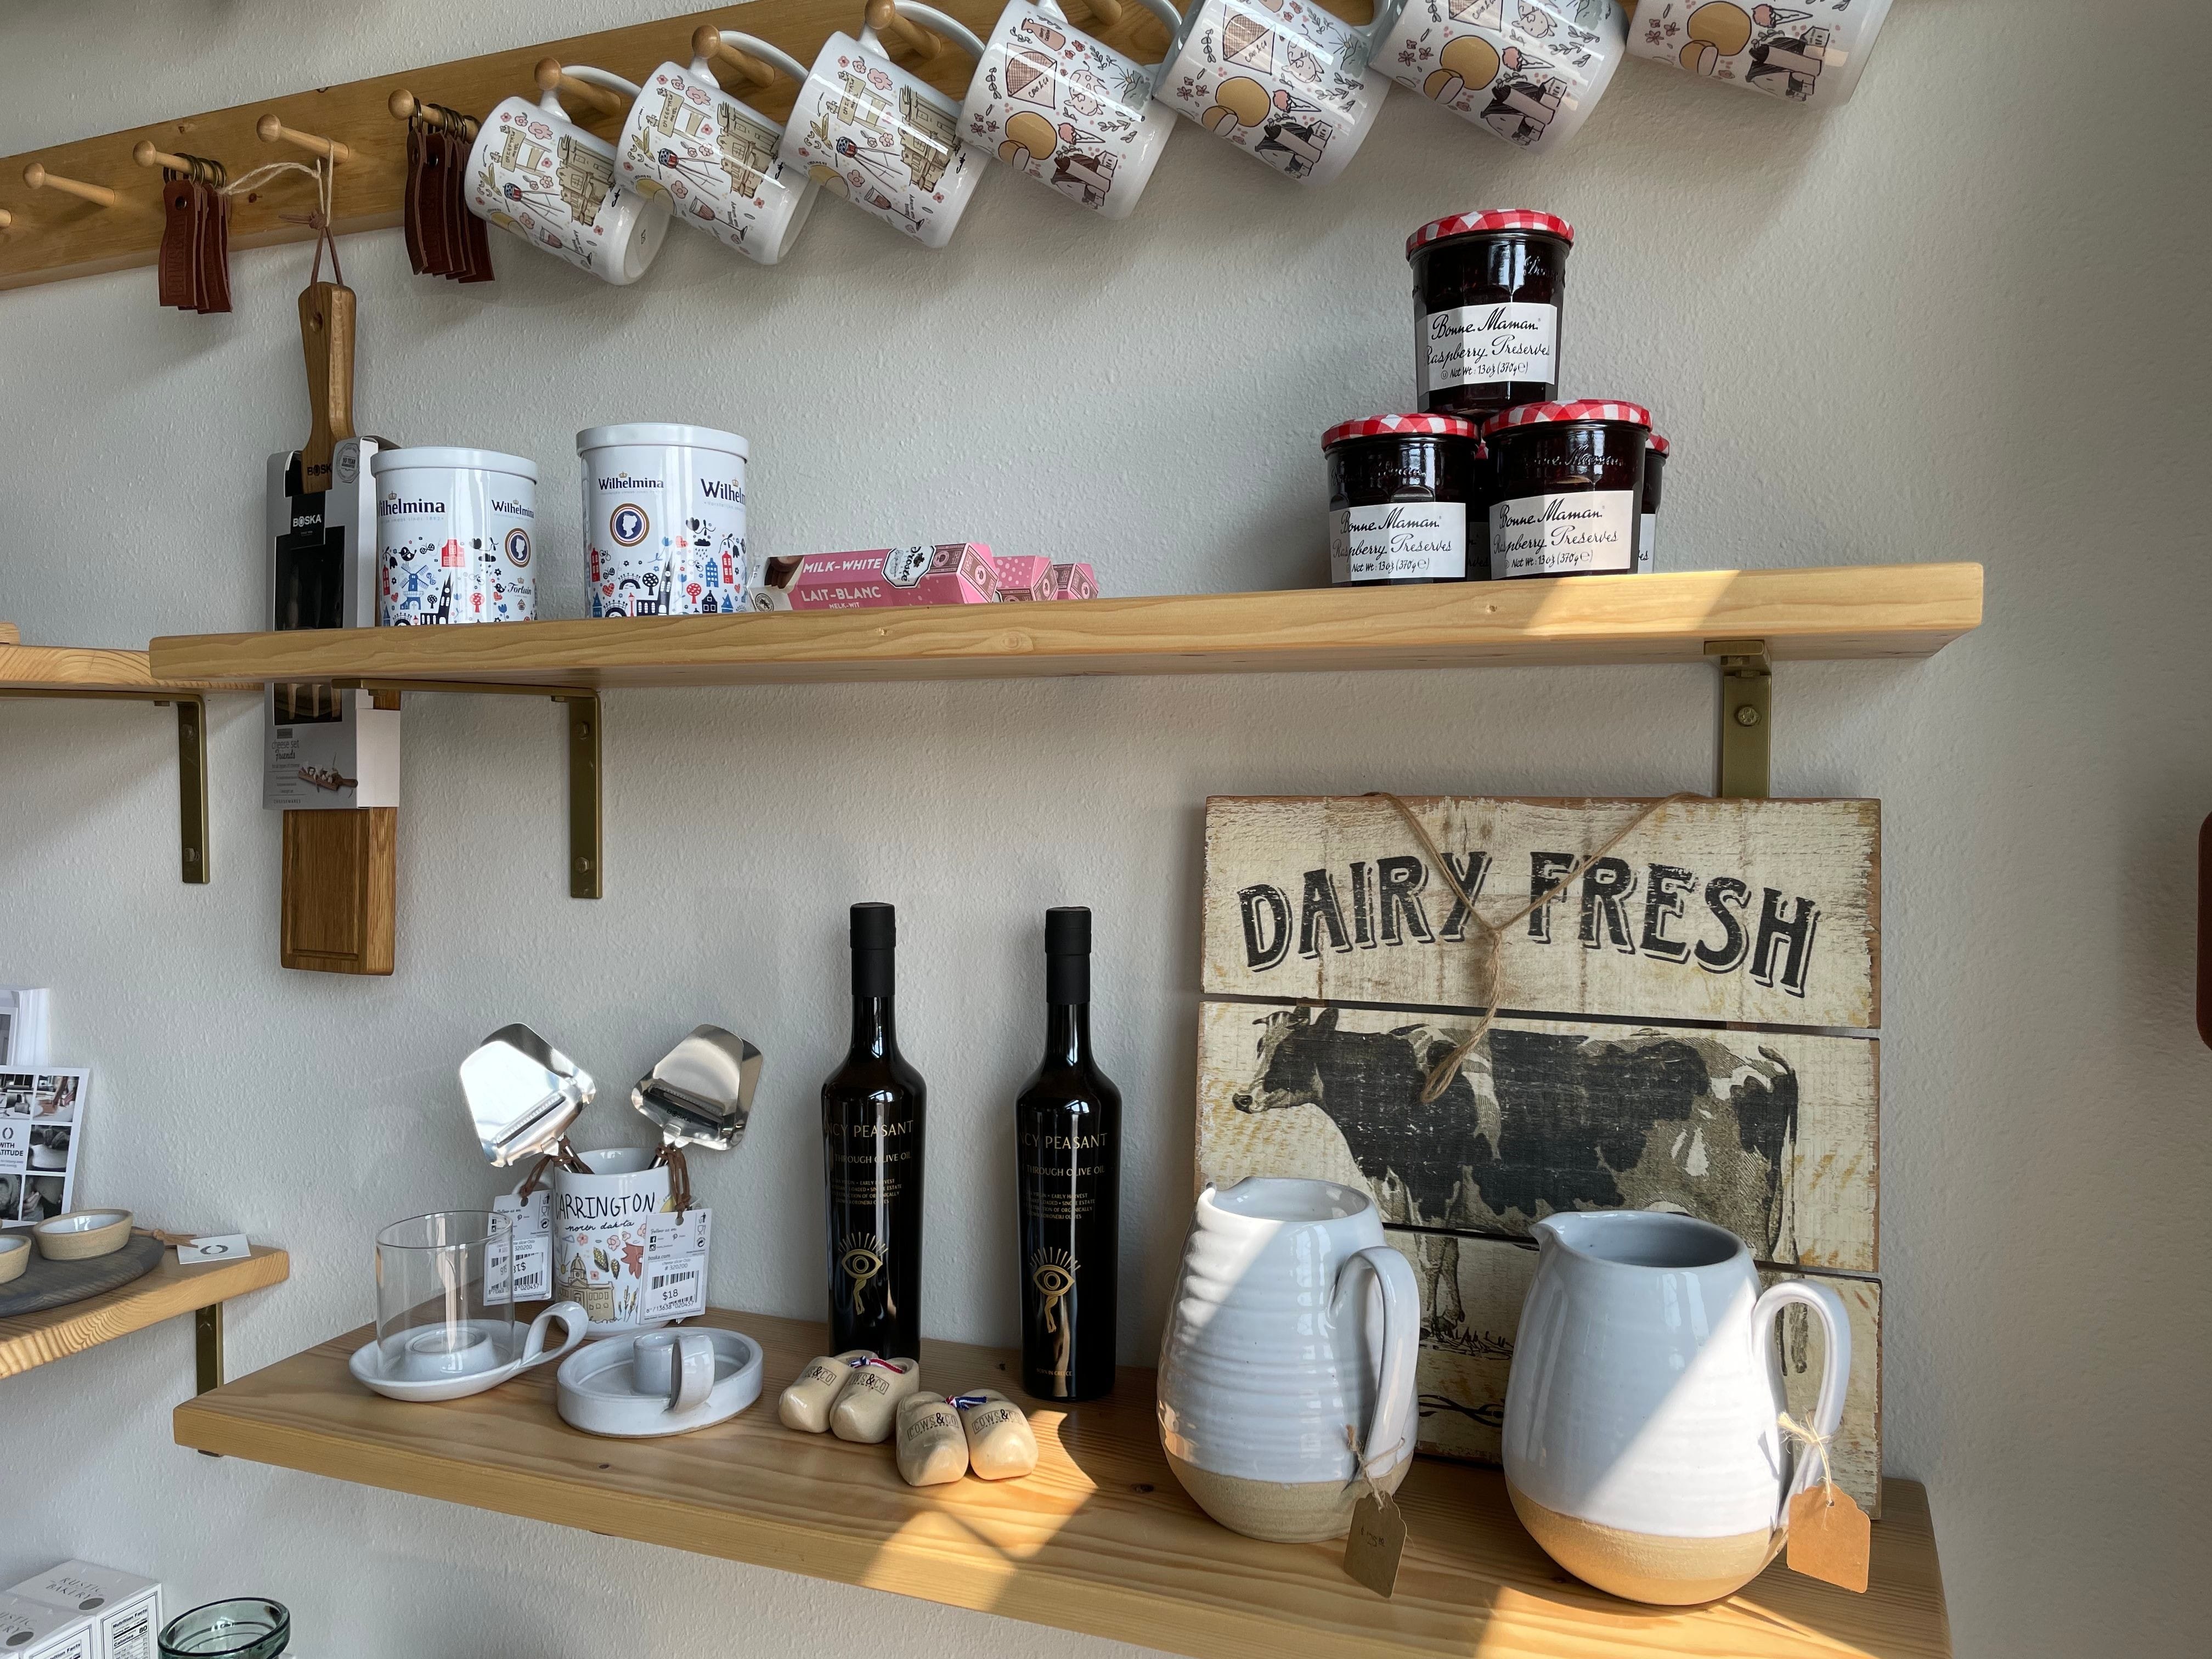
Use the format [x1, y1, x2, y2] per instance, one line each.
[1200, 796, 1880, 1030]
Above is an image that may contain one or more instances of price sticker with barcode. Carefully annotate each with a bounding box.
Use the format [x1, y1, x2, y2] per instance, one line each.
[489, 1189, 553, 1302]
[643, 1206, 711, 1320]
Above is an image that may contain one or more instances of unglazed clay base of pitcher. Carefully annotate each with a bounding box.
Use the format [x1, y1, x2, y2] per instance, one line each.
[1506, 1481, 1783, 1606]
[1168, 1451, 1409, 1544]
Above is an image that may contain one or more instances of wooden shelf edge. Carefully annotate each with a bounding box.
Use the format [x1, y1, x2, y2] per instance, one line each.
[0, 1244, 288, 1378]
[146, 565, 1985, 690]
[0, 641, 258, 695]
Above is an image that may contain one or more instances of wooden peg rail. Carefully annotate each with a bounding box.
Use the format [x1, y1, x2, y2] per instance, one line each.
[0, 0, 1188, 293]
[694, 26, 781, 89]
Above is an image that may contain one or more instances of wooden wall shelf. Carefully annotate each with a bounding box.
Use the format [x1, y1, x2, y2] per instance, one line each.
[1, 630, 257, 884]
[0, 0, 1172, 294]
[174, 1306, 1950, 1659]
[3, 1244, 287, 1389]
[149, 565, 1983, 689]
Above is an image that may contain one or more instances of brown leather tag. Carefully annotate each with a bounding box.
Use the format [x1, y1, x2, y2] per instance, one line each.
[1786, 1486, 1871, 1593]
[159, 177, 200, 308]
[1341, 1492, 1406, 1598]
[419, 129, 457, 276]
[403, 121, 432, 275]
[198, 184, 233, 314]
[441, 132, 484, 282]
[456, 165, 494, 285]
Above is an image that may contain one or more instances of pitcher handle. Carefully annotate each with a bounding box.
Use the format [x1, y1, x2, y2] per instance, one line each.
[1752, 1277, 1851, 1524]
[1339, 1244, 1420, 1483]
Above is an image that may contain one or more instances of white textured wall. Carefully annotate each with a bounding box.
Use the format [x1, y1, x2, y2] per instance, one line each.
[2, 1, 2208, 1654]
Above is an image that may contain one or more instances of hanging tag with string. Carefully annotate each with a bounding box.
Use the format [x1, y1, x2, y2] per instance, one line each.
[1340, 1426, 1408, 1598]
[1780, 1410, 1871, 1592]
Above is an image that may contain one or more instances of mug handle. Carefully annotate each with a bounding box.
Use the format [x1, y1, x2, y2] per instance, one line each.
[1347, 0, 1411, 64]
[691, 31, 813, 95]
[1752, 1278, 1852, 1524]
[539, 64, 646, 119]
[515, 1300, 592, 1373]
[1336, 1244, 1421, 1485]
[861, 2, 989, 64]
[669, 1329, 718, 1412]
[1039, 0, 1186, 44]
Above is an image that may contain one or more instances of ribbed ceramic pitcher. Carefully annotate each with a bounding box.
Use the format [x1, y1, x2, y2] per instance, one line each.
[1156, 1177, 1420, 1542]
[1501, 1210, 1849, 1605]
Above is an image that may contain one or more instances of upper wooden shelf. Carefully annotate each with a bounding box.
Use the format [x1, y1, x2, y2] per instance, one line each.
[0, 635, 255, 695]
[148, 564, 1983, 691]
[1, 1244, 287, 1379]
[174, 1306, 1950, 1659]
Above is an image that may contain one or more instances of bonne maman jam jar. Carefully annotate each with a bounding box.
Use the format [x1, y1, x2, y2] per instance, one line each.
[1407, 210, 1573, 421]
[1639, 431, 1669, 573]
[1482, 400, 1650, 579]
[1323, 414, 1488, 585]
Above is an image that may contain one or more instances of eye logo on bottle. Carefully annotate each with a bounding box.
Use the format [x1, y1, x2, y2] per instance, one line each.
[839, 1232, 887, 1314]
[610, 504, 651, 547]
[504, 527, 532, 567]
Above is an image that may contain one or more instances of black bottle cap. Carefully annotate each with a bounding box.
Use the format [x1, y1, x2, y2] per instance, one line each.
[1045, 907, 1091, 956]
[850, 902, 896, 951]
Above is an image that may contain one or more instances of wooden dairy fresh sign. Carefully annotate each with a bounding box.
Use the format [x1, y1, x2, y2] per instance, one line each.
[1195, 796, 1887, 1512]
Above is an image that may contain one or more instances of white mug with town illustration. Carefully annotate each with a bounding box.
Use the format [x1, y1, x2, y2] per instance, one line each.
[1381, 0, 1626, 152]
[781, 3, 991, 248]
[618, 34, 820, 265]
[1626, 0, 1893, 109]
[467, 66, 672, 284]
[1154, 0, 1400, 185]
[961, 0, 1184, 219]
[552, 1147, 673, 1336]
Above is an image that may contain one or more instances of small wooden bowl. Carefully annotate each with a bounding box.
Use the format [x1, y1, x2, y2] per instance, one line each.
[34, 1209, 133, 1261]
[0, 1233, 29, 1283]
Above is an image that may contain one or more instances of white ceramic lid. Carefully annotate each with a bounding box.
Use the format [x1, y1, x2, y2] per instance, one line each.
[577, 423, 749, 459]
[370, 447, 539, 481]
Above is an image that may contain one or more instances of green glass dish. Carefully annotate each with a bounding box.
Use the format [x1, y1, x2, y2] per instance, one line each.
[159, 1599, 290, 1658]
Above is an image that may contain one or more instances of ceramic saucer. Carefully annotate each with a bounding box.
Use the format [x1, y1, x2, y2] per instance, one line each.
[349, 1300, 589, 1403]
[556, 1327, 762, 1436]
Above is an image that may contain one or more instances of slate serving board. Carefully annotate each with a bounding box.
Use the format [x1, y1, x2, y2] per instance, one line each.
[0, 1233, 162, 1318]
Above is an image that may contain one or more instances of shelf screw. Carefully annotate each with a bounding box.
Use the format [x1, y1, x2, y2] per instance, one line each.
[1734, 704, 1760, 727]
[575, 856, 593, 874]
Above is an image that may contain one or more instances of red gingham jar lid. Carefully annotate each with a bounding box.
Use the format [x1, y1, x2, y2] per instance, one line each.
[1407, 210, 1575, 258]
[1480, 400, 1653, 438]
[1322, 413, 1483, 449]
[1648, 431, 1671, 455]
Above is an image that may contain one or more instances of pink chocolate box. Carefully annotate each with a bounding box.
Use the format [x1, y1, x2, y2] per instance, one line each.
[1052, 562, 1099, 601]
[992, 556, 1054, 602]
[753, 545, 997, 611]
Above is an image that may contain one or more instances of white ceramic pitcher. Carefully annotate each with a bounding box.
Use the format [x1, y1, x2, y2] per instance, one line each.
[1500, 1210, 1849, 1605]
[1156, 1177, 1420, 1542]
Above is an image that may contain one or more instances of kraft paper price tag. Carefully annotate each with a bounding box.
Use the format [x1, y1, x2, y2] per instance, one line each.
[176, 1234, 250, 1265]
[1786, 1485, 1871, 1593]
[642, 1206, 710, 1320]
[1341, 1492, 1407, 1598]
[490, 1190, 552, 1302]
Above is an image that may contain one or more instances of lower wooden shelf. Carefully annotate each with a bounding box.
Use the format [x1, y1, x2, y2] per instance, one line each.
[172, 1306, 1948, 1658]
[1, 1244, 287, 1379]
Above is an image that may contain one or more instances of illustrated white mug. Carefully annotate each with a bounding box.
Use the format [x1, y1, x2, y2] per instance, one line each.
[961, 0, 1184, 218]
[552, 1147, 672, 1335]
[619, 31, 820, 264]
[782, 3, 991, 248]
[1154, 0, 1398, 185]
[1381, 0, 1624, 151]
[467, 66, 671, 284]
[1627, 0, 1893, 108]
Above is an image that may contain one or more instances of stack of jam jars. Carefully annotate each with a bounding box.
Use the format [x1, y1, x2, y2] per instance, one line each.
[1322, 208, 1668, 585]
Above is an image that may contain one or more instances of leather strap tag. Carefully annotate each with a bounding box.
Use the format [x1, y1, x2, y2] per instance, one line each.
[419, 128, 456, 276]
[197, 184, 233, 314]
[159, 176, 200, 308]
[403, 121, 432, 275]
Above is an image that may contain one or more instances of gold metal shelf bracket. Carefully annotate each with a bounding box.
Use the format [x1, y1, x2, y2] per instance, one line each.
[0, 689, 210, 882]
[1706, 640, 1771, 800]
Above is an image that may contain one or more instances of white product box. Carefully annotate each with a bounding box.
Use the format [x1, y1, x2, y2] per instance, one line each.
[10, 1562, 161, 1659]
[0, 1592, 95, 1659]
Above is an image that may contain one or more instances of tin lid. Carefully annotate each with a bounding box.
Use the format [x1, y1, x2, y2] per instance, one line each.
[577, 423, 749, 459]
[1480, 400, 1654, 438]
[1648, 431, 1671, 456]
[370, 446, 539, 481]
[1407, 209, 1575, 259]
[1322, 413, 1483, 449]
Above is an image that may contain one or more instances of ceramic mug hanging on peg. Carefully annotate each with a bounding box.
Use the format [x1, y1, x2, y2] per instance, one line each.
[465, 63, 670, 283]
[1625, 0, 1894, 108]
[614, 27, 820, 265]
[1379, 0, 1626, 152]
[780, 1, 991, 249]
[959, 0, 1185, 217]
[1153, 0, 1401, 184]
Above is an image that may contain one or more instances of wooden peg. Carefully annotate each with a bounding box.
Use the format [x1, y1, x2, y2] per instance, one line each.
[0, 208, 12, 229]
[534, 59, 629, 115]
[1077, 0, 1125, 25]
[691, 25, 778, 87]
[387, 89, 476, 139]
[22, 163, 117, 207]
[387, 88, 424, 121]
[132, 139, 199, 174]
[256, 114, 353, 165]
[866, 0, 942, 60]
